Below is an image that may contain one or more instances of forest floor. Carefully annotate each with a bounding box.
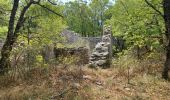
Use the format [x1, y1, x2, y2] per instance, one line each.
[0, 61, 170, 100]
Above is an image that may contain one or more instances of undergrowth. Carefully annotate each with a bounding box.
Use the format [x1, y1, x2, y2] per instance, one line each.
[0, 51, 170, 100]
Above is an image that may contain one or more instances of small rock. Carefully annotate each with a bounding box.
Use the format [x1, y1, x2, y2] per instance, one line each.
[72, 83, 80, 88]
[124, 87, 131, 91]
[96, 60, 106, 66]
[83, 75, 92, 80]
[96, 80, 103, 86]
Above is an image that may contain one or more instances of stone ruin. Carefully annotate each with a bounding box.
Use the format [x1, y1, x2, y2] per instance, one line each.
[89, 26, 112, 68]
[54, 47, 89, 65]
[53, 27, 113, 67]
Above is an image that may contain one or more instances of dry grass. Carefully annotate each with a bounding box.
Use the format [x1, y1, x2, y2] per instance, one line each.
[0, 55, 170, 100]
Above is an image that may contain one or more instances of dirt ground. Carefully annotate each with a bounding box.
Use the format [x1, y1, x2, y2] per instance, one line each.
[0, 64, 170, 100]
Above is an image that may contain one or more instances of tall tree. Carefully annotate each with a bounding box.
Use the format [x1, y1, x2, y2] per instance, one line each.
[90, 0, 109, 36]
[0, 0, 32, 74]
[64, 1, 90, 36]
[0, 0, 63, 74]
[109, 0, 170, 79]
[146, 0, 170, 79]
[107, 0, 163, 52]
[64, 0, 111, 37]
[162, 0, 170, 80]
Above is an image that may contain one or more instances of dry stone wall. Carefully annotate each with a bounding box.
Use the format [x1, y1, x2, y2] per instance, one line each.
[54, 47, 89, 65]
[89, 27, 112, 68]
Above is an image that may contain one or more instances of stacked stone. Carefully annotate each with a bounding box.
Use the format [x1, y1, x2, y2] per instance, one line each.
[89, 27, 112, 67]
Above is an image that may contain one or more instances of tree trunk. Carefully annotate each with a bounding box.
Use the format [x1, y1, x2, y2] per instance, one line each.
[0, 38, 16, 74]
[162, 0, 170, 80]
[0, 0, 33, 74]
[163, 42, 170, 79]
[0, 0, 19, 74]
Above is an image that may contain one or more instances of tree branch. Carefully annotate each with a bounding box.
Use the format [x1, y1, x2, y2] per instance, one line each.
[47, 0, 58, 5]
[144, 0, 164, 18]
[36, 3, 64, 18]
[14, 0, 33, 36]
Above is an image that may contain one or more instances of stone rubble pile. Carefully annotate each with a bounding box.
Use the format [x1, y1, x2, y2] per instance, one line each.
[89, 27, 112, 67]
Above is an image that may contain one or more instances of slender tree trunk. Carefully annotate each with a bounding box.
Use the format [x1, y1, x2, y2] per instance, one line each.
[163, 42, 170, 79]
[162, 0, 170, 80]
[0, 0, 19, 74]
[0, 0, 33, 74]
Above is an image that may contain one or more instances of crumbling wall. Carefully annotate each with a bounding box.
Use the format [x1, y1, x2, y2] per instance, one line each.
[82, 37, 102, 53]
[54, 47, 89, 65]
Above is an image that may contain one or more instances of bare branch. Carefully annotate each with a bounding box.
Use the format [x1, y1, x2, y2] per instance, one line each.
[144, 0, 164, 18]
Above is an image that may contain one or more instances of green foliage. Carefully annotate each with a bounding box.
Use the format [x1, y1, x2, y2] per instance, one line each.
[0, 26, 7, 39]
[58, 55, 80, 65]
[106, 0, 164, 50]
[64, 0, 112, 36]
[23, 3, 66, 47]
[36, 55, 43, 64]
[3, 1, 67, 69]
[0, 0, 10, 39]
